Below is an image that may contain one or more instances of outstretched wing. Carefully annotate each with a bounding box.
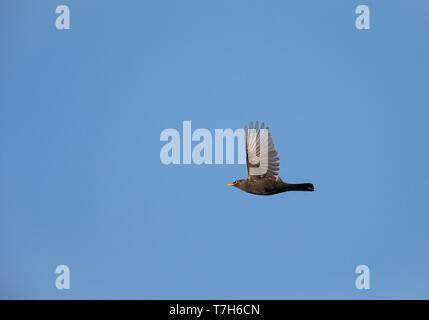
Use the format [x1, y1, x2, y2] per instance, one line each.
[244, 121, 280, 180]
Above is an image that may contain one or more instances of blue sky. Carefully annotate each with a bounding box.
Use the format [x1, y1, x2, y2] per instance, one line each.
[1, 0, 429, 299]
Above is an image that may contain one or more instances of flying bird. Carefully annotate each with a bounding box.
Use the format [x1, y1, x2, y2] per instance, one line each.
[228, 121, 314, 195]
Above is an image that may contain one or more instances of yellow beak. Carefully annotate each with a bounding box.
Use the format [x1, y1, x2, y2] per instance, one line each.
[227, 183, 235, 186]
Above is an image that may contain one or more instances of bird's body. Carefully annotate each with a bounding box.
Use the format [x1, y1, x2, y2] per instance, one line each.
[228, 121, 314, 196]
[234, 177, 314, 195]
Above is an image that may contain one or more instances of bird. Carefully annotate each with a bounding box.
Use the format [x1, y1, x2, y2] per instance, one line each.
[228, 121, 314, 195]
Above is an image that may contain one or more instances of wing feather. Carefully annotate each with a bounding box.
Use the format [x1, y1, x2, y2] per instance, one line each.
[245, 121, 280, 179]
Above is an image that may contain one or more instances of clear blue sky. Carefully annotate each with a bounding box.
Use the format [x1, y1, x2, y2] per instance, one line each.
[1, 0, 429, 299]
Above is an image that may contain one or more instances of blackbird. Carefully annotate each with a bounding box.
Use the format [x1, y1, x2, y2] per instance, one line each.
[228, 121, 314, 195]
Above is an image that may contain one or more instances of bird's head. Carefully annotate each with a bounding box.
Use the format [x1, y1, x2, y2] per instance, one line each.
[227, 179, 246, 188]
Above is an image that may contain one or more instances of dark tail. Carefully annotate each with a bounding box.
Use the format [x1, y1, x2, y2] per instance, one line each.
[285, 183, 314, 192]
